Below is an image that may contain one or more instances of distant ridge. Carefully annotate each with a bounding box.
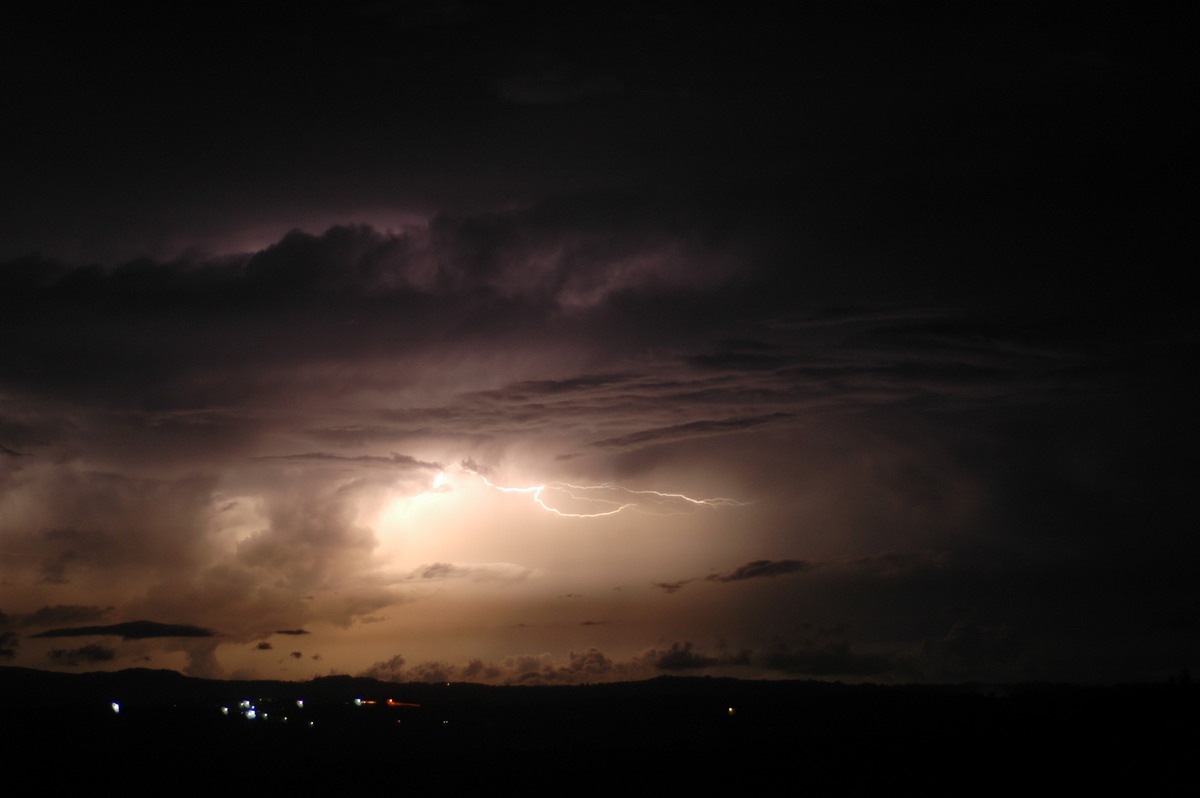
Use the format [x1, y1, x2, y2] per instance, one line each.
[1, 666, 1193, 793]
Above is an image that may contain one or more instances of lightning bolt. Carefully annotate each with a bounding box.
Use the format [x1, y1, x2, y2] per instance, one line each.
[437, 465, 743, 518]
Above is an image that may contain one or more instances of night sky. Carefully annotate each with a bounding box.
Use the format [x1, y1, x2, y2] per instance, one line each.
[1, 2, 1194, 684]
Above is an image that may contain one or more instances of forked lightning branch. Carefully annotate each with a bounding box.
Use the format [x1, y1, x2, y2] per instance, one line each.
[432, 465, 744, 518]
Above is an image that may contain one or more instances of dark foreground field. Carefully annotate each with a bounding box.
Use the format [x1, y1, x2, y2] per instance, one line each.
[2, 667, 1194, 794]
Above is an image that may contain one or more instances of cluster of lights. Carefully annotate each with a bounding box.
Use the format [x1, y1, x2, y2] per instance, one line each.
[218, 698, 313, 726]
[106, 695, 733, 735]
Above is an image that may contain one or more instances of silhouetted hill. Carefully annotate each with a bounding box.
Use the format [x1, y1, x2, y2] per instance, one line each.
[1, 667, 1194, 794]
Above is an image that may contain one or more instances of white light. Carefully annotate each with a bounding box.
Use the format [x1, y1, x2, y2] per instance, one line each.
[245, 709, 257, 720]
[354, 698, 363, 706]
[296, 699, 304, 709]
[468, 467, 743, 518]
[221, 707, 229, 715]
[110, 702, 120, 715]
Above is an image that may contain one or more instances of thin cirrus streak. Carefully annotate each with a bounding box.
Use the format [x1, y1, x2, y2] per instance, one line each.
[437, 466, 744, 518]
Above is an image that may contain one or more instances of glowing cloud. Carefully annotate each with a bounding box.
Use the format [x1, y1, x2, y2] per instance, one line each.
[440, 464, 744, 518]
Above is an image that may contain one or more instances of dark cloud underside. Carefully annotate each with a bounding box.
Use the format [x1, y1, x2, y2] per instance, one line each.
[31, 621, 216, 640]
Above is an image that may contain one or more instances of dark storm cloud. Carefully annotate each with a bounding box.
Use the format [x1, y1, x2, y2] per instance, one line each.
[590, 414, 795, 450]
[359, 653, 407, 682]
[467, 374, 635, 403]
[3, 2, 1190, 306]
[425, 192, 746, 303]
[363, 647, 633, 685]
[0, 218, 1138, 475]
[47, 643, 116, 667]
[652, 642, 719, 671]
[915, 622, 1024, 681]
[760, 640, 896, 678]
[311, 296, 1144, 464]
[0, 204, 753, 414]
[255, 642, 273, 650]
[275, 629, 310, 636]
[254, 452, 442, 470]
[707, 560, 815, 583]
[365, 638, 870, 682]
[39, 194, 723, 309]
[30, 621, 216, 639]
[687, 342, 791, 371]
[14, 605, 113, 629]
[654, 560, 814, 594]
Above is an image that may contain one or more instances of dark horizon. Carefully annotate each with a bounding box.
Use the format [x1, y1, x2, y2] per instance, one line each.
[3, 663, 1194, 793]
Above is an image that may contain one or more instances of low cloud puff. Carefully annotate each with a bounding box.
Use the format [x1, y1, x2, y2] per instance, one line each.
[706, 559, 815, 583]
[405, 562, 534, 584]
